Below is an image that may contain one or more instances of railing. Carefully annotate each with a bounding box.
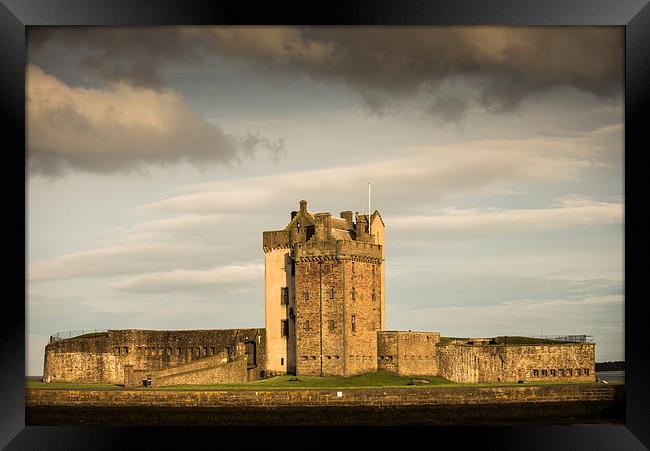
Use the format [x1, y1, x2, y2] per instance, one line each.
[49, 330, 107, 343]
[530, 335, 594, 344]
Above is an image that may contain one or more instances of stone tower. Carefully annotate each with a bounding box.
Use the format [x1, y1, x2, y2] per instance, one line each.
[262, 200, 385, 376]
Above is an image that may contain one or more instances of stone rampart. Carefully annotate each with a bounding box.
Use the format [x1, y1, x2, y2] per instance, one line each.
[152, 356, 248, 386]
[44, 328, 265, 385]
[437, 343, 595, 383]
[26, 383, 621, 408]
[378, 331, 440, 375]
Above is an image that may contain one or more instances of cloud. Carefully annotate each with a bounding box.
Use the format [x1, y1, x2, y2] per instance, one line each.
[390, 197, 623, 238]
[139, 137, 593, 216]
[110, 263, 263, 294]
[29, 27, 623, 120]
[26, 64, 284, 176]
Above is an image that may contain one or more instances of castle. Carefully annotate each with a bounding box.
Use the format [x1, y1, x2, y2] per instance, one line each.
[43, 200, 596, 386]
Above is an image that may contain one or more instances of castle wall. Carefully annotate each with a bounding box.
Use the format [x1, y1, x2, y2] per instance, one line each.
[264, 247, 290, 374]
[377, 331, 440, 375]
[343, 259, 380, 375]
[437, 343, 596, 383]
[151, 355, 248, 387]
[44, 329, 265, 385]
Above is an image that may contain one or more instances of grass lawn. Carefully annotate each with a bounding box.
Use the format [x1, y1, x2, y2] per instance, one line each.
[25, 379, 123, 390]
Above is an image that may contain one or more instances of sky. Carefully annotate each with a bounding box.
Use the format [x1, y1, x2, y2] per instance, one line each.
[26, 26, 624, 376]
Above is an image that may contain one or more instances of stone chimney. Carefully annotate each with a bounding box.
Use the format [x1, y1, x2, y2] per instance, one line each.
[340, 211, 353, 229]
[355, 213, 368, 240]
[314, 213, 332, 241]
[299, 200, 307, 214]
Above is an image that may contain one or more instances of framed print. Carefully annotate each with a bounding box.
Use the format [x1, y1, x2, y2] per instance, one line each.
[2, 0, 649, 449]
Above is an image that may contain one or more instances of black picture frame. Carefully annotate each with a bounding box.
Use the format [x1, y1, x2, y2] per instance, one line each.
[2, 0, 648, 448]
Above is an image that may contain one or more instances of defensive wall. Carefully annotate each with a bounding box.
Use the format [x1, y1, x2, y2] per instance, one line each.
[26, 384, 623, 426]
[437, 342, 595, 383]
[378, 331, 441, 375]
[44, 328, 265, 385]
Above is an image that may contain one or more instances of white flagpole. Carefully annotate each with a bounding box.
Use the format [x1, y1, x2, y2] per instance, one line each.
[368, 181, 371, 236]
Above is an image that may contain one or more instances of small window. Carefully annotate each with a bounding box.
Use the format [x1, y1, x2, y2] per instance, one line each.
[352, 287, 356, 300]
[541, 369, 547, 376]
[330, 288, 335, 300]
[559, 369, 565, 377]
[532, 369, 539, 377]
[195, 347, 200, 356]
[304, 291, 309, 301]
[280, 287, 289, 305]
[567, 369, 572, 376]
[123, 347, 128, 355]
[575, 368, 581, 376]
[584, 368, 589, 376]
[305, 320, 311, 330]
[281, 357, 284, 366]
[210, 347, 215, 356]
[550, 369, 556, 377]
[351, 315, 357, 332]
[372, 289, 375, 301]
[188, 347, 193, 356]
[115, 347, 121, 356]
[281, 319, 288, 337]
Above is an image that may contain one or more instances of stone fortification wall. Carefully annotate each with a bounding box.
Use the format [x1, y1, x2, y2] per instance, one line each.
[294, 257, 381, 376]
[26, 383, 621, 408]
[437, 343, 596, 383]
[152, 355, 248, 386]
[377, 331, 440, 375]
[44, 328, 265, 385]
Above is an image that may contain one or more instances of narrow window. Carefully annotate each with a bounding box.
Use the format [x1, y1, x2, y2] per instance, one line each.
[195, 347, 200, 357]
[372, 289, 375, 301]
[328, 320, 336, 332]
[281, 357, 285, 366]
[352, 287, 356, 300]
[351, 315, 356, 332]
[115, 347, 121, 356]
[188, 347, 193, 356]
[281, 319, 288, 337]
[532, 369, 539, 377]
[210, 347, 215, 356]
[281, 287, 289, 305]
[567, 369, 572, 376]
[541, 369, 547, 376]
[559, 369, 565, 377]
[550, 369, 556, 377]
[123, 347, 128, 355]
[304, 290, 309, 301]
[575, 368, 581, 376]
[330, 288, 335, 300]
[584, 368, 589, 376]
[290, 260, 295, 276]
[305, 320, 311, 330]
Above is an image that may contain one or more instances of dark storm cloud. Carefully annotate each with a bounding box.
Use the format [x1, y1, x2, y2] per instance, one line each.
[29, 27, 623, 120]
